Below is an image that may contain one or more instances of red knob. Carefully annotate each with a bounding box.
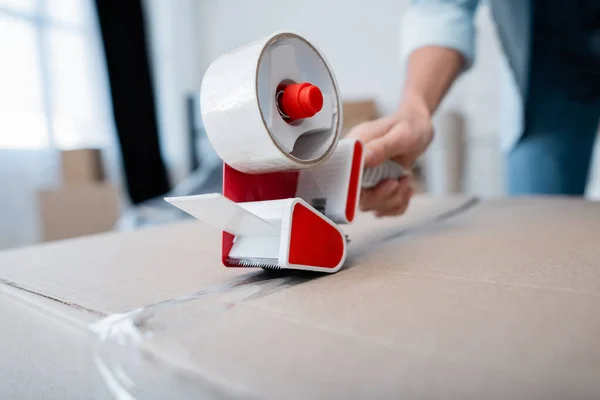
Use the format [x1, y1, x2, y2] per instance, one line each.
[279, 83, 323, 120]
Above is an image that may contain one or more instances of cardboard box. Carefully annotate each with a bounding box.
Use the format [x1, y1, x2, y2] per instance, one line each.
[0, 287, 102, 400]
[341, 100, 378, 135]
[38, 148, 120, 243]
[61, 149, 105, 185]
[2, 196, 600, 398]
[38, 183, 120, 242]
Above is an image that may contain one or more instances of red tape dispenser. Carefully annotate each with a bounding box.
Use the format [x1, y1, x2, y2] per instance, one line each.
[166, 31, 406, 273]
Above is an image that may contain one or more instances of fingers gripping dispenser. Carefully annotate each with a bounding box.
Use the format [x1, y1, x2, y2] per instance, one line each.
[166, 31, 405, 273]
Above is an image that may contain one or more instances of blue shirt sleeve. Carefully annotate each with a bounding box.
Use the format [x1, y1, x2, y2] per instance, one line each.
[399, 0, 481, 71]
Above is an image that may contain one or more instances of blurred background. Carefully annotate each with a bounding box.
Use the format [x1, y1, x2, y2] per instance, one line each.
[2, 0, 600, 251]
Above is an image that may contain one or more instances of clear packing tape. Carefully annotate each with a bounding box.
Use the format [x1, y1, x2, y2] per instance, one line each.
[199, 31, 342, 173]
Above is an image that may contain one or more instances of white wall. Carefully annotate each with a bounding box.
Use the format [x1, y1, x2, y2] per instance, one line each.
[143, 0, 204, 185]
[196, 0, 411, 116]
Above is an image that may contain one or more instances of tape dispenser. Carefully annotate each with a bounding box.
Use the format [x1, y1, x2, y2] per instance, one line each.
[166, 31, 406, 273]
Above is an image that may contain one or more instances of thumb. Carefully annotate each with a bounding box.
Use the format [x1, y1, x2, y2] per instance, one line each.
[346, 115, 398, 142]
[362, 122, 414, 168]
[364, 120, 430, 169]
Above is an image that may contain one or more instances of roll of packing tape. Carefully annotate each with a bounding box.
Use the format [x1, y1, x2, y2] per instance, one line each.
[200, 31, 342, 173]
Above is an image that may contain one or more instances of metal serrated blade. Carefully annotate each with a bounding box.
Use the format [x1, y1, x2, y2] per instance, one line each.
[226, 257, 282, 270]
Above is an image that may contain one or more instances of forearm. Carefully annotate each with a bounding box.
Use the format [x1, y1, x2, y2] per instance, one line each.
[399, 46, 465, 116]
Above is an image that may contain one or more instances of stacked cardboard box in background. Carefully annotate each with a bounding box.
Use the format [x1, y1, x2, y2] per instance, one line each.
[341, 99, 378, 136]
[37, 149, 121, 242]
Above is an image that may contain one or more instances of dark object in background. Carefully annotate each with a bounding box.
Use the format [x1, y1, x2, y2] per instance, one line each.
[187, 94, 201, 172]
[94, 0, 170, 204]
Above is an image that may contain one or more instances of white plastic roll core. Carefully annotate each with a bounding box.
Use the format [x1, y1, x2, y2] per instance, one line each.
[199, 31, 342, 173]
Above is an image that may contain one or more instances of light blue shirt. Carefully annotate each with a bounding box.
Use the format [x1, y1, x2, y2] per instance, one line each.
[398, 0, 532, 152]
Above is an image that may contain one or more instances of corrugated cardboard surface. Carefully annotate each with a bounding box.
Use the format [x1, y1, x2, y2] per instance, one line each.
[2, 195, 600, 398]
[3, 195, 471, 313]
[0, 287, 101, 400]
